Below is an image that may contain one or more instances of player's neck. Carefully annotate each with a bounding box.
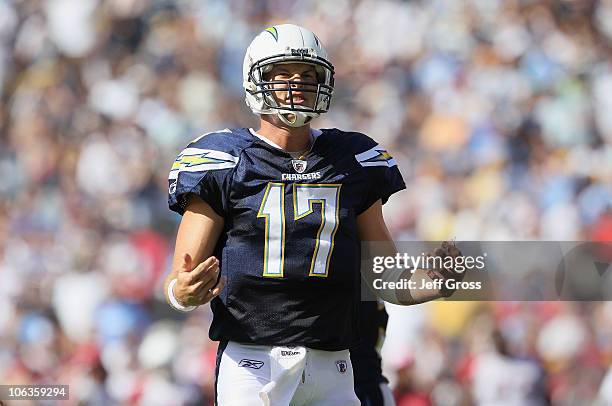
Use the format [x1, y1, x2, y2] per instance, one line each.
[257, 117, 312, 153]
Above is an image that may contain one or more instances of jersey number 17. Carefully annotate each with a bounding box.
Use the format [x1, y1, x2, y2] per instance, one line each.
[257, 183, 342, 278]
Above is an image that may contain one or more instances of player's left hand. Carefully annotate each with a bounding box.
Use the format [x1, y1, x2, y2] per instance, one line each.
[435, 240, 463, 271]
[428, 240, 465, 297]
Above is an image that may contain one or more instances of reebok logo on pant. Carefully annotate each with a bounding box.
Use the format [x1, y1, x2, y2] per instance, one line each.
[238, 359, 264, 369]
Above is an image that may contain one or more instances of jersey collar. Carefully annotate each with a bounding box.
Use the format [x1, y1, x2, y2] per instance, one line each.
[248, 128, 322, 156]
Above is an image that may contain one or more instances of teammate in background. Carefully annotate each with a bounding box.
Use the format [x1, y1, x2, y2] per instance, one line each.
[164, 24, 460, 405]
[351, 300, 396, 405]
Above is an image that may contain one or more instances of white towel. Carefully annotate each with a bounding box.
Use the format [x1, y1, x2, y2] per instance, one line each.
[259, 346, 307, 406]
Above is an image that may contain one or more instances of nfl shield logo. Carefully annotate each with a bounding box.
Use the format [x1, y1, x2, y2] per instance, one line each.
[291, 159, 308, 174]
[336, 360, 347, 374]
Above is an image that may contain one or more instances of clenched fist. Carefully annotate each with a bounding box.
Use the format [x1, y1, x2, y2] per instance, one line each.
[427, 240, 465, 297]
[173, 253, 225, 307]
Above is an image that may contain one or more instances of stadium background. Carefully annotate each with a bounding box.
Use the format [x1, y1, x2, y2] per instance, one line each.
[1, 0, 611, 404]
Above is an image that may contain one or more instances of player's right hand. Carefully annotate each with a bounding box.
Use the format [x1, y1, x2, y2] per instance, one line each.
[174, 253, 225, 306]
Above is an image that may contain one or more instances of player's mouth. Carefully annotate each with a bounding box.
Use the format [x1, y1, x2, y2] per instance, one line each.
[287, 96, 306, 105]
[285, 95, 312, 106]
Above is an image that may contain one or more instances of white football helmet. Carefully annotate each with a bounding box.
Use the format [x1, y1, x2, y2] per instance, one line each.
[243, 24, 335, 127]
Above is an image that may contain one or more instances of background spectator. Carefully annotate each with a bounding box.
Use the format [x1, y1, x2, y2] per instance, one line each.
[1, 0, 610, 404]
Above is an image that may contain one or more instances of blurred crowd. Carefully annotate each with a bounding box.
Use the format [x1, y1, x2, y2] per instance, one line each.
[1, 0, 611, 404]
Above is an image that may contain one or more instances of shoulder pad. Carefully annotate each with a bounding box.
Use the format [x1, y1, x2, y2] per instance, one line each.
[354, 143, 397, 167]
[189, 128, 253, 154]
[169, 128, 252, 180]
[325, 129, 397, 168]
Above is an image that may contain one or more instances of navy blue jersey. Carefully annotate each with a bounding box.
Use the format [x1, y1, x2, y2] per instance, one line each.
[351, 301, 389, 384]
[168, 128, 405, 351]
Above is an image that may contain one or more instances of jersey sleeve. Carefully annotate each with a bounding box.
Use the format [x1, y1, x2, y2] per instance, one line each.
[168, 144, 239, 216]
[354, 137, 406, 214]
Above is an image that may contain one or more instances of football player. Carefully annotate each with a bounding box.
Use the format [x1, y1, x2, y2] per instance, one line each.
[164, 24, 459, 406]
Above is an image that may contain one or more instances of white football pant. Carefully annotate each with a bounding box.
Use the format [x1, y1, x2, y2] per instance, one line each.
[216, 341, 361, 406]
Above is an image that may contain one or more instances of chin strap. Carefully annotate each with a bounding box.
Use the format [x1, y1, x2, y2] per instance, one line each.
[277, 111, 314, 127]
[250, 94, 317, 127]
